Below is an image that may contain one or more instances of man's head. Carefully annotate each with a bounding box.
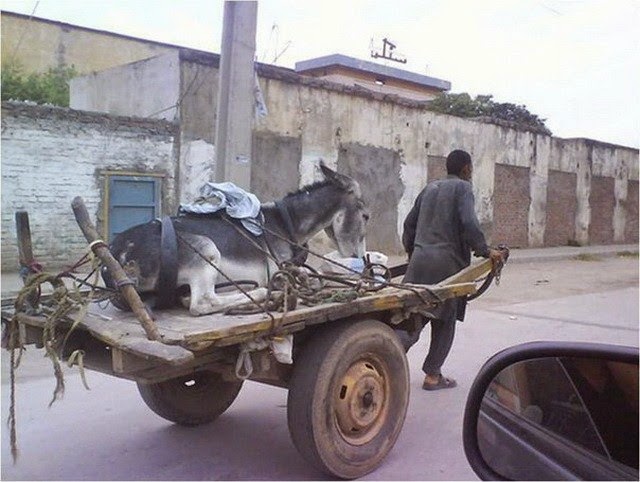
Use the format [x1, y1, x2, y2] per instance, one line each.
[446, 149, 472, 181]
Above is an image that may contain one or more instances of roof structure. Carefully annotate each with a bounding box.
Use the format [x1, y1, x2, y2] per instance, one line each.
[295, 53, 451, 92]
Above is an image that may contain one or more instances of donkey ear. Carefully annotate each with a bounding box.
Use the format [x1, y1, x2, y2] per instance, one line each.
[319, 160, 335, 179]
[319, 161, 352, 190]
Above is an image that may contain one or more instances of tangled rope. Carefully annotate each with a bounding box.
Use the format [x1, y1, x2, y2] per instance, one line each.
[4, 248, 110, 464]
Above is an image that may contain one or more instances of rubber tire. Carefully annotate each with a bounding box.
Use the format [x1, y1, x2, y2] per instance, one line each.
[287, 319, 410, 479]
[137, 371, 243, 426]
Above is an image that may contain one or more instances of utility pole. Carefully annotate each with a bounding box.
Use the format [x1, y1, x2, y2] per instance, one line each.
[214, 1, 257, 189]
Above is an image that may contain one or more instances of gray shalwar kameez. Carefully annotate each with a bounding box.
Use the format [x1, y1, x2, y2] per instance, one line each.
[401, 174, 490, 376]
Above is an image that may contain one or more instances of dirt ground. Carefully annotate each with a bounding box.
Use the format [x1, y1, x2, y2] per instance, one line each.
[475, 254, 639, 306]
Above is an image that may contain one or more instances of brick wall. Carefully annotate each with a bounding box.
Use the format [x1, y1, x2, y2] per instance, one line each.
[588, 176, 615, 245]
[545, 170, 578, 246]
[1, 102, 177, 270]
[625, 180, 639, 243]
[492, 164, 530, 248]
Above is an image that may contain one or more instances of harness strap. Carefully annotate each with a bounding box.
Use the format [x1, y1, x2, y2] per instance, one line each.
[155, 216, 178, 309]
[274, 200, 308, 265]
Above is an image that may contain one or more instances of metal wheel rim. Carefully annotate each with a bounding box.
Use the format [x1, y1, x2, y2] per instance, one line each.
[333, 356, 390, 446]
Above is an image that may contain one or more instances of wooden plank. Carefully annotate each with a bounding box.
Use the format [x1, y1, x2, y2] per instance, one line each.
[15, 211, 34, 268]
[122, 339, 194, 365]
[179, 281, 477, 347]
[14, 311, 194, 365]
[11, 260, 492, 363]
[439, 258, 492, 286]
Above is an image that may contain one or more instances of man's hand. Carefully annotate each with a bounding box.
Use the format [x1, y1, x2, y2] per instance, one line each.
[488, 248, 504, 267]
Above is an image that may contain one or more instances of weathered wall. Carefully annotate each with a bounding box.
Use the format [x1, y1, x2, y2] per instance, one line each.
[63, 53, 640, 259]
[337, 143, 404, 254]
[176, 52, 220, 203]
[251, 132, 301, 202]
[1, 102, 177, 270]
[70, 52, 181, 121]
[427, 155, 447, 183]
[1, 11, 176, 74]
[262, 77, 638, 251]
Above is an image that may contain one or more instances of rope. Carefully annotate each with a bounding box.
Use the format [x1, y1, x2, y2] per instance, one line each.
[174, 211, 443, 316]
[217, 213, 438, 309]
[66, 350, 90, 390]
[7, 316, 21, 464]
[7, 247, 105, 462]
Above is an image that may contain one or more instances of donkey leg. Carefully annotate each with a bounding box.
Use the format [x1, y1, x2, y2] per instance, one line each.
[177, 233, 268, 316]
[193, 287, 269, 315]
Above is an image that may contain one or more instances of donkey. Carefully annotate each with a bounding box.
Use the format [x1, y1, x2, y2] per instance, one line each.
[102, 163, 369, 315]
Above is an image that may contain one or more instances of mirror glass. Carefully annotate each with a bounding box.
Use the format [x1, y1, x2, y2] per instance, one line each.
[478, 356, 639, 480]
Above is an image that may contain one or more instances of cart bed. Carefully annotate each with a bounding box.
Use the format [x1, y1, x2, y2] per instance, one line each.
[7, 259, 491, 380]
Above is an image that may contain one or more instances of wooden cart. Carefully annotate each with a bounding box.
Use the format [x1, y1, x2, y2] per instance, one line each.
[5, 258, 496, 479]
[3, 204, 503, 479]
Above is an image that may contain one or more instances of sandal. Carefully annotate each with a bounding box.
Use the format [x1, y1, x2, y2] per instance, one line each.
[422, 374, 457, 391]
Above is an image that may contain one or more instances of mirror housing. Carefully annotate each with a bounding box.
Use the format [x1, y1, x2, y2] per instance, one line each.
[463, 341, 639, 480]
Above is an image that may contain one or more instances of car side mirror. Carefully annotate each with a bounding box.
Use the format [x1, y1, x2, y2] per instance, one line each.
[463, 341, 639, 481]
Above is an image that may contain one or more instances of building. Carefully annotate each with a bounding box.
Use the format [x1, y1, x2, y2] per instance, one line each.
[1, 9, 451, 102]
[1, 10, 176, 74]
[295, 54, 450, 101]
[1, 10, 637, 270]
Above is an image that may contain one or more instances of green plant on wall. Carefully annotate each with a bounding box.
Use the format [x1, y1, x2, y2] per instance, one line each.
[428, 92, 551, 135]
[1, 61, 77, 107]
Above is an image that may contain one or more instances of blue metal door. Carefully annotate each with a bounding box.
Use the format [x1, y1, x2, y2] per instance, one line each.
[108, 175, 161, 241]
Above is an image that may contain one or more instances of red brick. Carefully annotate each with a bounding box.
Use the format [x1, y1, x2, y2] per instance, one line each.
[625, 180, 639, 243]
[588, 176, 615, 245]
[492, 165, 530, 248]
[545, 170, 577, 246]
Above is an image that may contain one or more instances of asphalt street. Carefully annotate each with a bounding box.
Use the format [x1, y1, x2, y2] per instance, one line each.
[1, 254, 638, 480]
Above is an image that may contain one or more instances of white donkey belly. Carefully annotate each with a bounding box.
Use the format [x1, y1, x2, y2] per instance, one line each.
[176, 233, 270, 316]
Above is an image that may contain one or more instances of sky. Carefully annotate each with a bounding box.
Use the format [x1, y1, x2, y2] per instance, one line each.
[3, 0, 639, 148]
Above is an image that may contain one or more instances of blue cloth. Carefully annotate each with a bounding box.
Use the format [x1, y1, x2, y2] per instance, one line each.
[179, 182, 263, 236]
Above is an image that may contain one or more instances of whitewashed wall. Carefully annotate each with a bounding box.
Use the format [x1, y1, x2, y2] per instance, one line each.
[1, 102, 177, 270]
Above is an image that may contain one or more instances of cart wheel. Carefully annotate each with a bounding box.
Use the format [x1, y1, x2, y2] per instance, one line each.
[137, 371, 243, 426]
[287, 319, 409, 479]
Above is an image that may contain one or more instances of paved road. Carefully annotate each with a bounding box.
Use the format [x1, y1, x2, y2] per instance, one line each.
[1, 256, 638, 480]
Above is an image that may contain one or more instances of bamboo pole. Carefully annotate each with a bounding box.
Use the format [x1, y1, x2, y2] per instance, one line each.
[71, 197, 161, 341]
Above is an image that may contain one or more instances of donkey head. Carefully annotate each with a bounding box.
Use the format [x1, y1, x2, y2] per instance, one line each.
[319, 162, 370, 258]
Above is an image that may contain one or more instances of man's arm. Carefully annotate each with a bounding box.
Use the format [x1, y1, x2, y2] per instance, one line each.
[457, 182, 490, 258]
[402, 191, 423, 258]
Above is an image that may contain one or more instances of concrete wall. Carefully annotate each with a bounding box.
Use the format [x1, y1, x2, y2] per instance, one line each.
[70, 52, 181, 121]
[251, 132, 301, 202]
[1, 11, 176, 74]
[17, 52, 640, 268]
[1, 102, 177, 270]
[71, 53, 640, 253]
[249, 67, 638, 252]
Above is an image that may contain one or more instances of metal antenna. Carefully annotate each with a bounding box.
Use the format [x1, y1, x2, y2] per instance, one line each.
[370, 37, 407, 64]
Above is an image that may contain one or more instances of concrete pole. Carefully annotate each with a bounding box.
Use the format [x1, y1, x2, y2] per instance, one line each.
[214, 1, 258, 189]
